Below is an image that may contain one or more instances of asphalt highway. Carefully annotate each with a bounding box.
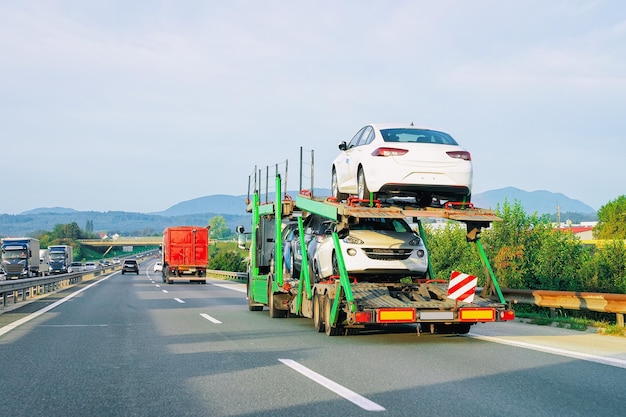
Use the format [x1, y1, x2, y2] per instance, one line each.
[0, 259, 624, 417]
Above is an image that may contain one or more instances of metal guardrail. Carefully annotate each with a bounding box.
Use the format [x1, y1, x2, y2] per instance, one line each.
[5, 266, 623, 327]
[501, 288, 626, 327]
[206, 269, 247, 280]
[0, 266, 121, 308]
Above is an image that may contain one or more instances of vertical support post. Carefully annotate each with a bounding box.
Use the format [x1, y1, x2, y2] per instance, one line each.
[274, 172, 283, 287]
[299, 147, 303, 192]
[284, 160, 288, 199]
[616, 313, 624, 327]
[264, 167, 269, 204]
[331, 232, 355, 311]
[250, 191, 260, 290]
[310, 149, 315, 197]
[475, 239, 506, 304]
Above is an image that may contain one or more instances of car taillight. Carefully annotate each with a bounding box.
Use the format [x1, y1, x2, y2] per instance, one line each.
[446, 151, 471, 161]
[371, 147, 408, 157]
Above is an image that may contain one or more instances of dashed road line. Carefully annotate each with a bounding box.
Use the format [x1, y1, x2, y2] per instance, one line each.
[200, 313, 222, 324]
[279, 359, 385, 412]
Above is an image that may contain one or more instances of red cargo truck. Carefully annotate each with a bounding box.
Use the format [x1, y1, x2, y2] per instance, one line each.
[161, 226, 210, 284]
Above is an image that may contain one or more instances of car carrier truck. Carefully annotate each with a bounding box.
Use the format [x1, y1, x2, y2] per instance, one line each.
[1, 237, 41, 278]
[243, 167, 514, 336]
[48, 245, 73, 274]
[161, 226, 210, 284]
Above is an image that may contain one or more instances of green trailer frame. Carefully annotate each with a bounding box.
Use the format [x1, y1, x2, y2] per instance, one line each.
[246, 173, 513, 336]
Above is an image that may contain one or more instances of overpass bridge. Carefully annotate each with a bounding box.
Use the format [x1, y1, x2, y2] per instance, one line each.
[77, 237, 162, 247]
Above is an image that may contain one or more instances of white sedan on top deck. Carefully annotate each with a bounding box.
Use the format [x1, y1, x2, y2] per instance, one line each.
[331, 123, 473, 206]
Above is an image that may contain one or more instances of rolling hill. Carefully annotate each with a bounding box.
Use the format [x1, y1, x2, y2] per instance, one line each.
[0, 187, 597, 237]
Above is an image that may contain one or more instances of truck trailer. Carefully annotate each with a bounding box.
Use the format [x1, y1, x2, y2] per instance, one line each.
[161, 226, 210, 284]
[39, 249, 50, 276]
[1, 237, 41, 279]
[48, 245, 74, 274]
[244, 170, 514, 336]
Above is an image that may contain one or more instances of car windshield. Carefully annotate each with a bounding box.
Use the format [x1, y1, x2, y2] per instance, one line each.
[380, 128, 458, 145]
[350, 218, 413, 233]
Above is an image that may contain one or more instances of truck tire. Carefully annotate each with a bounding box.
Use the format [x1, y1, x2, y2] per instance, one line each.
[247, 282, 263, 312]
[313, 294, 325, 332]
[434, 323, 471, 335]
[268, 279, 287, 318]
[324, 297, 340, 336]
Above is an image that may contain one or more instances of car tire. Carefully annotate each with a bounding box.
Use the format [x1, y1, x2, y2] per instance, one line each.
[291, 252, 300, 279]
[331, 251, 340, 277]
[331, 168, 348, 202]
[357, 168, 373, 201]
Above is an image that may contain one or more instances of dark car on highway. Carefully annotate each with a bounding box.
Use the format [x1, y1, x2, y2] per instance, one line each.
[121, 259, 139, 275]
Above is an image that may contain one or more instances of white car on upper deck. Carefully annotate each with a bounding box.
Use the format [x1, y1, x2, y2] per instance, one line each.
[331, 123, 472, 206]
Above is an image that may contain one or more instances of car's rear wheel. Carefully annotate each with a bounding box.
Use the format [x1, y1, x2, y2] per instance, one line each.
[357, 168, 374, 201]
[331, 168, 348, 202]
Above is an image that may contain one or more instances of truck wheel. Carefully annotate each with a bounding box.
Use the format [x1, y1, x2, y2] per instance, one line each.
[313, 294, 325, 332]
[453, 323, 471, 334]
[247, 282, 263, 312]
[324, 297, 340, 336]
[268, 286, 287, 318]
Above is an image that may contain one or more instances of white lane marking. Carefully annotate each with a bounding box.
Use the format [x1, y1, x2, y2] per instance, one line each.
[210, 282, 246, 293]
[161, 290, 169, 294]
[279, 359, 385, 412]
[39, 324, 108, 327]
[155, 284, 161, 288]
[200, 313, 222, 324]
[0, 273, 115, 337]
[469, 333, 626, 369]
[174, 298, 185, 303]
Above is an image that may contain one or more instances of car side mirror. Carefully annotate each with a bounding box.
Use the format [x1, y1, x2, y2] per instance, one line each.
[338, 141, 347, 151]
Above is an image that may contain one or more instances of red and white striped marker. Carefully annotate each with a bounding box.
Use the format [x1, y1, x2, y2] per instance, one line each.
[447, 271, 478, 303]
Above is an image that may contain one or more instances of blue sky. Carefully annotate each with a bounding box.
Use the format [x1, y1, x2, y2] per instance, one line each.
[1, 0, 624, 214]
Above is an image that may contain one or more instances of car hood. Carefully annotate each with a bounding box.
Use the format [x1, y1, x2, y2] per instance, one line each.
[347, 230, 420, 247]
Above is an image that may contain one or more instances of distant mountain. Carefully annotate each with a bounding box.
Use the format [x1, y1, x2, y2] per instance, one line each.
[154, 194, 248, 216]
[21, 207, 78, 215]
[0, 210, 250, 238]
[472, 187, 597, 215]
[154, 189, 333, 216]
[1, 187, 597, 237]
